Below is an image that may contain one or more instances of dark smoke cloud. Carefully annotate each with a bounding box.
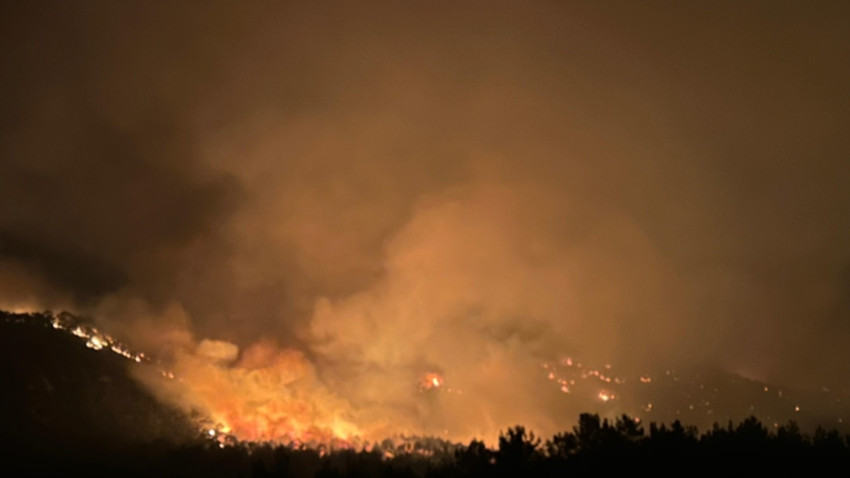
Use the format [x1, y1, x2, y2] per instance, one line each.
[0, 1, 241, 306]
[2, 1, 850, 438]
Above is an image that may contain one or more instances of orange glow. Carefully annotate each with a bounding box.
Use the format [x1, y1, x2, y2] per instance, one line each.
[128, 338, 366, 446]
[420, 372, 444, 390]
[46, 315, 370, 446]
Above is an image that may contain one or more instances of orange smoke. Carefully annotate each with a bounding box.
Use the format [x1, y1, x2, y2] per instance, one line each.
[136, 339, 361, 446]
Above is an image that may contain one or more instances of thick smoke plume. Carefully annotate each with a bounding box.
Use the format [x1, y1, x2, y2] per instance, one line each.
[2, 2, 850, 442]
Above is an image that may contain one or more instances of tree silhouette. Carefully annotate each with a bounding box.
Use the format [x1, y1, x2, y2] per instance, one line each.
[455, 439, 493, 476]
[545, 431, 578, 459]
[813, 426, 848, 456]
[494, 425, 542, 476]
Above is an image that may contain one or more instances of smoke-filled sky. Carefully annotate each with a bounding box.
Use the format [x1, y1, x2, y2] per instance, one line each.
[2, 1, 849, 441]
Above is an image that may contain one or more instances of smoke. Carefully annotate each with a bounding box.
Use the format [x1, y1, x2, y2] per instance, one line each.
[2, 1, 850, 442]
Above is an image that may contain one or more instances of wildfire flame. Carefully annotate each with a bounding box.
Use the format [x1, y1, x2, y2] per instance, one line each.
[50, 313, 147, 363]
[144, 340, 364, 446]
[420, 372, 444, 390]
[41, 310, 819, 450]
[49, 311, 659, 447]
[44, 312, 359, 446]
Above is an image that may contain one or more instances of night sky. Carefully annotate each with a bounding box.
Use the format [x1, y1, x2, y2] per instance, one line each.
[2, 1, 849, 442]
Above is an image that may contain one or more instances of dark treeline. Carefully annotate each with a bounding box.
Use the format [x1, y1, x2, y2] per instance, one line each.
[8, 413, 850, 477]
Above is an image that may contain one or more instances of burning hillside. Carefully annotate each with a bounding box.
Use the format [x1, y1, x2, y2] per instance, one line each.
[5, 309, 848, 453]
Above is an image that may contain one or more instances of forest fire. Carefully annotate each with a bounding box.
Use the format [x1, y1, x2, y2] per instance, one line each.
[50, 312, 147, 364]
[134, 338, 366, 446]
[1, 0, 850, 470]
[44, 312, 360, 445]
[22, 309, 850, 449]
[420, 372, 444, 390]
[597, 390, 614, 402]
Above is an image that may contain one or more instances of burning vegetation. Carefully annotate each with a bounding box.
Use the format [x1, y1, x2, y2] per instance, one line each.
[6, 309, 849, 453]
[4, 309, 850, 478]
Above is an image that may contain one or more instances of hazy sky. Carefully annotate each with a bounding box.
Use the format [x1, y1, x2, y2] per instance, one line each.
[2, 1, 849, 440]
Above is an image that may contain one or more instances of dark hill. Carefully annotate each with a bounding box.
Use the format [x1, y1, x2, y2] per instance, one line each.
[0, 310, 196, 469]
